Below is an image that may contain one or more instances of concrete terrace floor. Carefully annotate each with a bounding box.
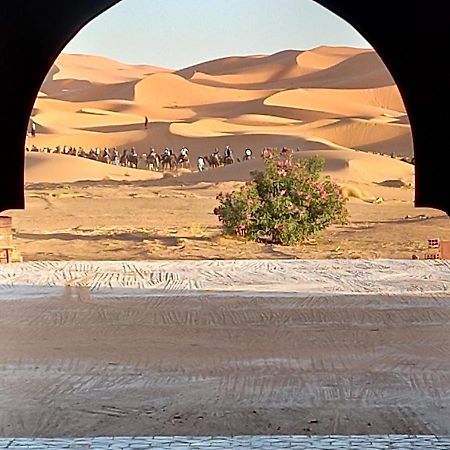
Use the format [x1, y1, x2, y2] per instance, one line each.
[0, 260, 449, 443]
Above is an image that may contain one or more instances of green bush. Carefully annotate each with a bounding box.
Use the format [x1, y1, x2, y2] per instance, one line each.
[213, 150, 348, 245]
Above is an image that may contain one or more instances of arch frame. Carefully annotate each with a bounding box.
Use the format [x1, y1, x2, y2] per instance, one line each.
[0, 1, 447, 214]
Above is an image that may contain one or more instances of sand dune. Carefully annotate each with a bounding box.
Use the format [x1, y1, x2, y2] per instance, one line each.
[183, 48, 386, 91]
[134, 72, 274, 109]
[296, 46, 371, 72]
[42, 79, 139, 103]
[293, 51, 396, 89]
[47, 53, 170, 84]
[179, 47, 370, 89]
[176, 53, 285, 79]
[28, 46, 413, 184]
[307, 118, 413, 155]
[265, 85, 405, 117]
[186, 50, 306, 87]
[25, 152, 162, 184]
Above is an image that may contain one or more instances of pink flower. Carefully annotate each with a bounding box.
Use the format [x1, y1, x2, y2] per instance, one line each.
[236, 224, 247, 236]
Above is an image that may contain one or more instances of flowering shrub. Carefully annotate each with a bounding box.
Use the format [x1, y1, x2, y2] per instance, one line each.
[213, 150, 348, 245]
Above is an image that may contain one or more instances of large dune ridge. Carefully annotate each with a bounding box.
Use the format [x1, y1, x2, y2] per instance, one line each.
[27, 46, 413, 184]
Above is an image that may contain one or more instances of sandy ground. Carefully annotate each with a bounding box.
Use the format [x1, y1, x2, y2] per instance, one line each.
[0, 287, 449, 436]
[9, 46, 436, 261]
[6, 158, 450, 261]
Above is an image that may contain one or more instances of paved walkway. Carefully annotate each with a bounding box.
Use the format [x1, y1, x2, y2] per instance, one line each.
[1, 435, 450, 449]
[1, 261, 449, 445]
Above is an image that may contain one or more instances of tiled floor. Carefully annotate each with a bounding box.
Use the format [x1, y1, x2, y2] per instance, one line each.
[1, 435, 450, 449]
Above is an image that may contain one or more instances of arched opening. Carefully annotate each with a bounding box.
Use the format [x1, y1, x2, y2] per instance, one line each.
[1, 1, 449, 216]
[10, 0, 445, 263]
[1, 1, 450, 442]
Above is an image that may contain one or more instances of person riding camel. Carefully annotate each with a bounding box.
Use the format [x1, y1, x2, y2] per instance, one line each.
[164, 147, 172, 157]
[223, 145, 234, 164]
[197, 156, 205, 172]
[180, 147, 189, 158]
[112, 149, 119, 166]
[224, 145, 233, 159]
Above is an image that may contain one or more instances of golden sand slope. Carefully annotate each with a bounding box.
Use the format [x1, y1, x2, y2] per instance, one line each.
[25, 153, 162, 183]
[28, 46, 413, 184]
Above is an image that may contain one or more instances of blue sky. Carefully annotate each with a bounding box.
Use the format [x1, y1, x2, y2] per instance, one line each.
[64, 0, 371, 69]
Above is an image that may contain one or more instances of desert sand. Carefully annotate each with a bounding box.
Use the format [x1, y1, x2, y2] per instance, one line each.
[30, 47, 412, 158]
[6, 46, 448, 261]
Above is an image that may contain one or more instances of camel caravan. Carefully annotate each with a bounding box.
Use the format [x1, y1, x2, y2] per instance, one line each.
[25, 144, 261, 173]
[25, 143, 414, 173]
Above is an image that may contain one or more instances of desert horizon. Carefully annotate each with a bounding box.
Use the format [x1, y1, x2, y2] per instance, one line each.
[29, 45, 412, 167]
[4, 44, 448, 263]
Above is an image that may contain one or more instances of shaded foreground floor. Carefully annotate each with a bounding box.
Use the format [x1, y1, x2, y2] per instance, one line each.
[0, 260, 449, 437]
[2, 435, 450, 449]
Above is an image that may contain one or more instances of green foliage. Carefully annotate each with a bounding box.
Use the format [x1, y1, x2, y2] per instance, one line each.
[213, 150, 348, 245]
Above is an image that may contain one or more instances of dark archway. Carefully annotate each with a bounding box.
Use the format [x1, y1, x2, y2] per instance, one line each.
[0, 2, 447, 214]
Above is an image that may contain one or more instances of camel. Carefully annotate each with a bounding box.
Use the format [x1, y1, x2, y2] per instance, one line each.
[223, 155, 234, 165]
[146, 153, 160, 171]
[161, 153, 177, 171]
[101, 149, 111, 164]
[128, 150, 138, 169]
[177, 154, 190, 169]
[340, 185, 383, 204]
[119, 150, 129, 167]
[205, 153, 221, 169]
